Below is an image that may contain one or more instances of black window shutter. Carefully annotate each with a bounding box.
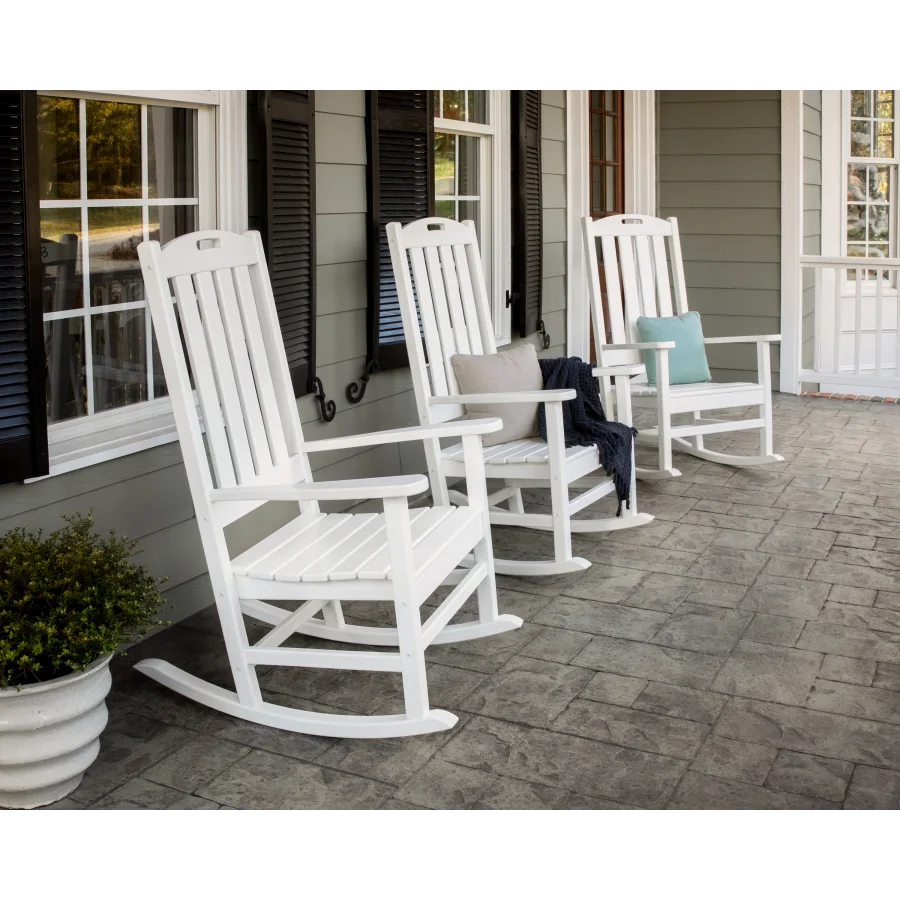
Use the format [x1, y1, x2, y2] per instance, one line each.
[0, 90, 48, 484]
[510, 90, 543, 338]
[248, 91, 316, 397]
[366, 90, 434, 371]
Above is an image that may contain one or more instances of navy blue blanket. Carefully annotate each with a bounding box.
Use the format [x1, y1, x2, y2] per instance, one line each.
[538, 357, 637, 515]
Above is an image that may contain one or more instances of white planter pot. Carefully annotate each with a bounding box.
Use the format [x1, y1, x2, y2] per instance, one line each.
[0, 655, 112, 809]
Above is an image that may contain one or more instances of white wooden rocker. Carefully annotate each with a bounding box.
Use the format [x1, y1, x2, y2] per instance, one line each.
[136, 229, 521, 739]
[582, 214, 783, 479]
[388, 217, 653, 579]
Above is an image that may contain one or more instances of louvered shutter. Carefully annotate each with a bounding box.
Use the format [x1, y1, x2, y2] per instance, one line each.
[366, 90, 434, 370]
[248, 91, 316, 397]
[510, 90, 543, 338]
[0, 91, 47, 483]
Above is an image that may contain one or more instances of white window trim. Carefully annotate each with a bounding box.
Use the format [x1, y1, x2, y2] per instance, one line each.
[29, 89, 248, 481]
[434, 90, 511, 345]
[566, 90, 656, 360]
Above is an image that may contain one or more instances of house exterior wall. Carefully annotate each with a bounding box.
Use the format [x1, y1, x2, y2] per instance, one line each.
[657, 91, 782, 388]
[802, 91, 823, 370]
[0, 90, 566, 626]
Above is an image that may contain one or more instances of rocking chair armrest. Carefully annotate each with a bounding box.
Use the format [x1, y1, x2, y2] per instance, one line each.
[209, 475, 430, 503]
[429, 389, 576, 406]
[592, 363, 646, 377]
[703, 334, 782, 345]
[301, 418, 503, 455]
[602, 341, 676, 352]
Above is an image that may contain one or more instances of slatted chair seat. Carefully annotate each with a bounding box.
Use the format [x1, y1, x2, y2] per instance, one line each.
[388, 217, 653, 579]
[442, 439, 597, 467]
[136, 229, 521, 740]
[583, 214, 783, 478]
[231, 506, 480, 583]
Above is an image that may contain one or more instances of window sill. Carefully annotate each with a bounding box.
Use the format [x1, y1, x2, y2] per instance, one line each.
[27, 398, 186, 482]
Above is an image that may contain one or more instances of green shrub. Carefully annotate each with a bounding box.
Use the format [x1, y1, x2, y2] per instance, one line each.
[0, 512, 169, 689]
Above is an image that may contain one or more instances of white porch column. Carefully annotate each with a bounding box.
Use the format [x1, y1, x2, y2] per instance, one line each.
[624, 91, 656, 216]
[780, 90, 804, 395]
[217, 90, 248, 234]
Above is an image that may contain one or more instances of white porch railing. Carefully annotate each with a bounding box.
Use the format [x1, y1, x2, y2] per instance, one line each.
[798, 255, 900, 396]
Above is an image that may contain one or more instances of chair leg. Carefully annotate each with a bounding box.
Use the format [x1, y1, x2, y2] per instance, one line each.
[546, 402, 575, 568]
[692, 410, 705, 452]
[507, 482, 525, 514]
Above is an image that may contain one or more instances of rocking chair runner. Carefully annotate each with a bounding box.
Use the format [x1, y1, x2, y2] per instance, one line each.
[582, 214, 784, 479]
[136, 230, 521, 739]
[388, 217, 653, 578]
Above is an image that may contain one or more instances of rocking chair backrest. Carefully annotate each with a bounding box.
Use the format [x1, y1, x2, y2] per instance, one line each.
[387, 217, 497, 425]
[583, 214, 690, 370]
[138, 230, 312, 530]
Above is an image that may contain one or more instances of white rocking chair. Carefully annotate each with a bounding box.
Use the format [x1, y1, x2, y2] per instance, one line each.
[582, 214, 784, 479]
[136, 230, 521, 739]
[387, 217, 653, 578]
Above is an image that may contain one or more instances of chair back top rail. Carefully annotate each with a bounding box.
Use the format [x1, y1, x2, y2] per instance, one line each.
[582, 214, 689, 370]
[138, 229, 312, 528]
[387, 217, 497, 425]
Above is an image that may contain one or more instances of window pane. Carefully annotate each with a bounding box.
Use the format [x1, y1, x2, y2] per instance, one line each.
[876, 120, 893, 158]
[92, 310, 149, 413]
[40, 210, 82, 313]
[877, 91, 894, 118]
[37, 97, 80, 200]
[86, 100, 141, 199]
[87, 207, 143, 306]
[435, 199, 454, 218]
[591, 166, 604, 215]
[869, 243, 889, 258]
[847, 204, 865, 241]
[851, 119, 872, 157]
[591, 113, 603, 160]
[147, 106, 198, 199]
[848, 165, 866, 200]
[442, 91, 464, 121]
[605, 115, 618, 163]
[851, 91, 871, 116]
[847, 243, 866, 257]
[466, 91, 488, 124]
[458, 200, 480, 234]
[605, 91, 618, 113]
[151, 330, 168, 399]
[149, 205, 198, 245]
[605, 166, 617, 212]
[434, 132, 455, 196]
[869, 165, 890, 201]
[44, 317, 86, 423]
[869, 205, 890, 241]
[457, 136, 480, 196]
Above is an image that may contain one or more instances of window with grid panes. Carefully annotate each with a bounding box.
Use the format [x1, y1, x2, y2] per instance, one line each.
[846, 90, 897, 278]
[37, 94, 208, 424]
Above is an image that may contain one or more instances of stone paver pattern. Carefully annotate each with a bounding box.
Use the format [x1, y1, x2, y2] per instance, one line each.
[54, 395, 900, 809]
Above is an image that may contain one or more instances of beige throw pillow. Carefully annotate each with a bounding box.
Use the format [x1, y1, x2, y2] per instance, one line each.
[450, 343, 544, 447]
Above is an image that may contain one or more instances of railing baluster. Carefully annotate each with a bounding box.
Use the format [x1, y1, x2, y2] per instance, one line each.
[875, 270, 884, 377]
[854, 267, 863, 376]
[833, 265, 842, 373]
[813, 266, 823, 372]
[895, 283, 900, 378]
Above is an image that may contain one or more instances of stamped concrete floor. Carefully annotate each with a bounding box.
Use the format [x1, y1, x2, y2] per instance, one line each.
[50, 393, 900, 810]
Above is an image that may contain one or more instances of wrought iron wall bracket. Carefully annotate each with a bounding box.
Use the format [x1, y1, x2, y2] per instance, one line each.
[537, 320, 551, 350]
[346, 359, 379, 404]
[312, 377, 336, 422]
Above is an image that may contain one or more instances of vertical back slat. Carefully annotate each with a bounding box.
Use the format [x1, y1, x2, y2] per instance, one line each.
[617, 235, 642, 340]
[246, 235, 306, 459]
[854, 267, 863, 375]
[463, 225, 497, 354]
[634, 236, 656, 318]
[409, 247, 449, 397]
[195, 270, 256, 483]
[651, 236, 674, 317]
[439, 244, 471, 355]
[172, 274, 236, 488]
[424, 245, 459, 393]
[453, 244, 483, 355]
[600, 236, 628, 344]
[214, 268, 273, 474]
[232, 264, 290, 467]
[668, 219, 689, 315]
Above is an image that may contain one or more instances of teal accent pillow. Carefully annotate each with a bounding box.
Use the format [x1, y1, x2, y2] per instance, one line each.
[636, 311, 711, 386]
